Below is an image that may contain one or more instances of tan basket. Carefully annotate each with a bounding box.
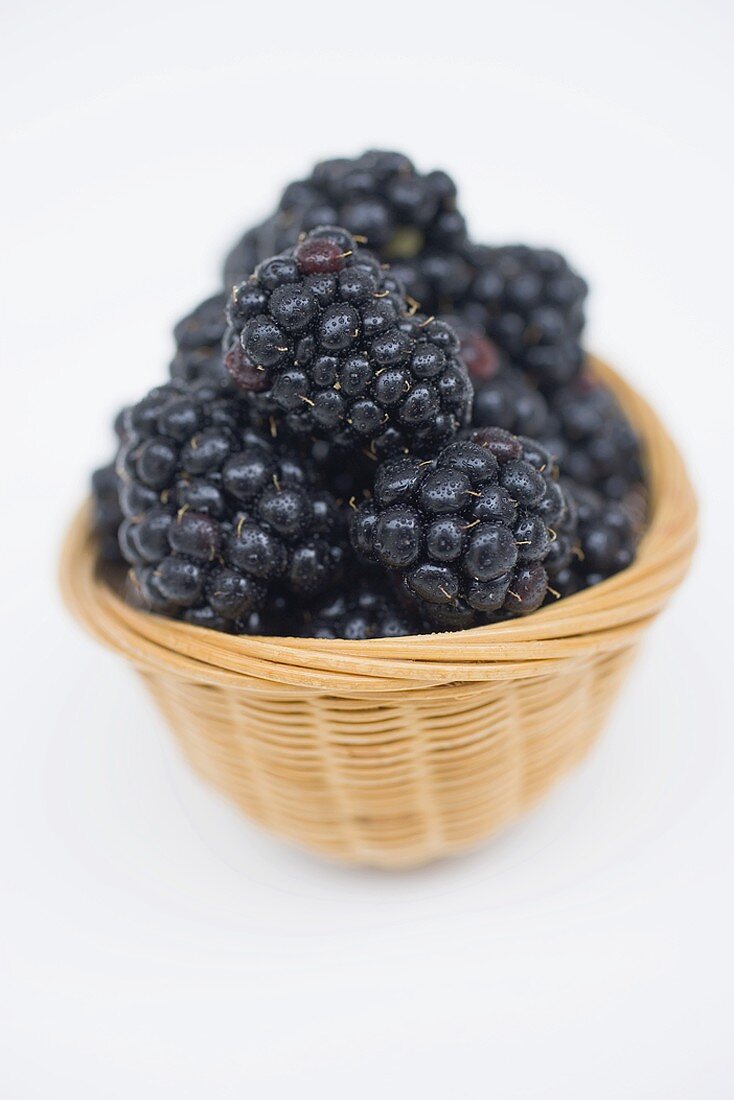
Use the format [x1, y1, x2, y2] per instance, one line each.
[60, 358, 697, 867]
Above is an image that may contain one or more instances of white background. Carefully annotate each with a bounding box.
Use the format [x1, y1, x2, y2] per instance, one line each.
[1, 1, 732, 1096]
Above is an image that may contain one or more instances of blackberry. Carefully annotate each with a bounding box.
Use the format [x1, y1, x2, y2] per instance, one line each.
[170, 294, 229, 383]
[391, 246, 476, 312]
[455, 319, 643, 502]
[124, 572, 293, 636]
[543, 480, 581, 592]
[457, 243, 588, 388]
[224, 150, 466, 288]
[309, 438, 377, 502]
[91, 407, 130, 564]
[451, 318, 556, 440]
[115, 377, 346, 632]
[549, 480, 638, 597]
[301, 568, 423, 640]
[223, 225, 262, 288]
[544, 373, 644, 500]
[224, 227, 472, 456]
[349, 427, 571, 629]
[91, 462, 125, 563]
[380, 241, 588, 390]
[472, 364, 555, 439]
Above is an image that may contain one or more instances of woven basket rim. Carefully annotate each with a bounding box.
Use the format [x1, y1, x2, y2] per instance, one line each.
[60, 357, 697, 691]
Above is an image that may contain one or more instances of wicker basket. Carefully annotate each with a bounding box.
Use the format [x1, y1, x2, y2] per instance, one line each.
[60, 358, 697, 867]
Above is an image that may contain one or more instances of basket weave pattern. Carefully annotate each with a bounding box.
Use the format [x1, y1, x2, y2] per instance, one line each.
[61, 360, 697, 867]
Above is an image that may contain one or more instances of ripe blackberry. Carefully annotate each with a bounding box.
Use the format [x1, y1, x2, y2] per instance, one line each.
[472, 364, 555, 439]
[543, 480, 581, 591]
[455, 320, 643, 502]
[549, 480, 638, 597]
[124, 572, 294, 636]
[91, 462, 125, 563]
[91, 406, 131, 564]
[224, 150, 466, 288]
[115, 377, 346, 632]
[457, 243, 588, 388]
[309, 439, 377, 502]
[387, 248, 476, 315]
[451, 318, 556, 440]
[544, 373, 644, 500]
[349, 427, 571, 629]
[224, 227, 472, 456]
[223, 225, 262, 288]
[301, 568, 423, 640]
[170, 294, 229, 383]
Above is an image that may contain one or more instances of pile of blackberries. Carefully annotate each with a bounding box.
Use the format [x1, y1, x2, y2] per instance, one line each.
[91, 151, 645, 639]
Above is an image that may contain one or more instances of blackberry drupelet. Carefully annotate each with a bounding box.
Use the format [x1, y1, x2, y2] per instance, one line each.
[550, 480, 638, 597]
[224, 150, 467, 289]
[348, 427, 572, 629]
[115, 377, 346, 632]
[544, 372, 644, 500]
[301, 568, 423, 640]
[448, 316, 503, 381]
[224, 227, 473, 457]
[457, 243, 588, 388]
[170, 294, 229, 383]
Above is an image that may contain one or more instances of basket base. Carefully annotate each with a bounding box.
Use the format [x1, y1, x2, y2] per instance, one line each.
[138, 646, 636, 868]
